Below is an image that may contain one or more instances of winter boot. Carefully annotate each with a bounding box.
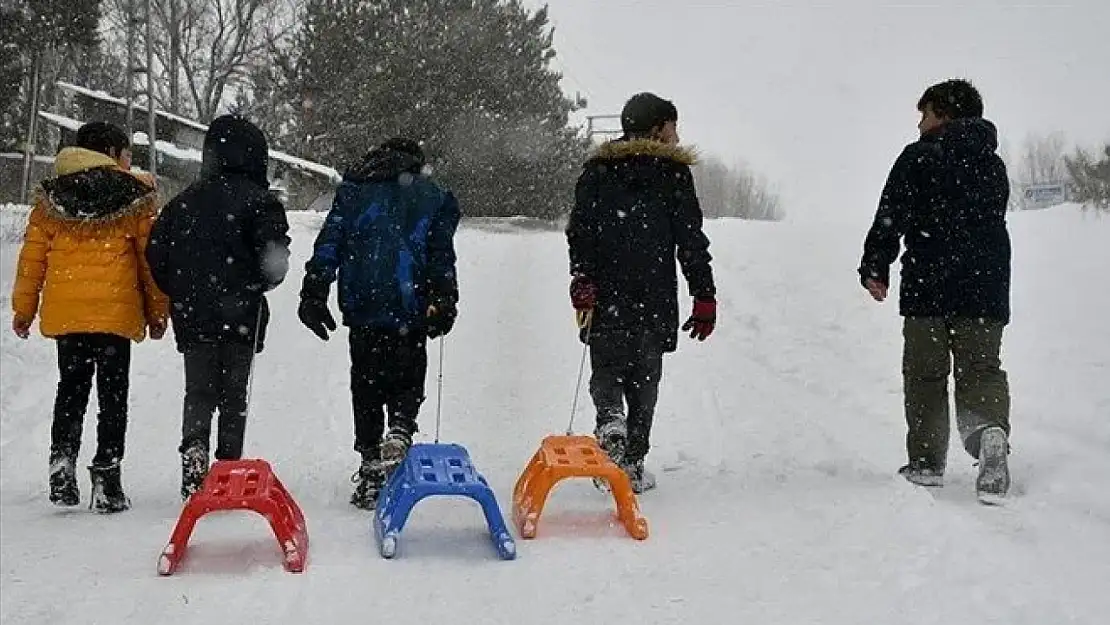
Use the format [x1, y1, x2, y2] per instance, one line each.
[898, 460, 944, 487]
[350, 457, 387, 510]
[621, 458, 657, 494]
[592, 420, 628, 491]
[49, 451, 79, 507]
[88, 461, 131, 513]
[595, 419, 627, 465]
[180, 444, 210, 501]
[976, 427, 1010, 504]
[378, 427, 413, 475]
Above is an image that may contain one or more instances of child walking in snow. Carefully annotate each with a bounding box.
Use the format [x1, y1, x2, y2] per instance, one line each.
[858, 79, 1013, 503]
[566, 92, 717, 493]
[145, 115, 291, 500]
[297, 138, 460, 510]
[11, 121, 169, 513]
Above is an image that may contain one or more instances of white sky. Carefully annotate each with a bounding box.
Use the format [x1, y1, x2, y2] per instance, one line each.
[530, 0, 1110, 222]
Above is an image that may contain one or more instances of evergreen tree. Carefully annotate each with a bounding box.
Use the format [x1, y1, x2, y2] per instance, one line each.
[1064, 143, 1110, 211]
[286, 0, 589, 218]
[0, 0, 101, 151]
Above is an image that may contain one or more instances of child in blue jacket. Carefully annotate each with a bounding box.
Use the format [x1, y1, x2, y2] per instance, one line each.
[297, 138, 460, 509]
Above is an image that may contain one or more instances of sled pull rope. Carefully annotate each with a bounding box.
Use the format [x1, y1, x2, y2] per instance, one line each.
[244, 304, 265, 421]
[434, 336, 445, 443]
[566, 310, 593, 435]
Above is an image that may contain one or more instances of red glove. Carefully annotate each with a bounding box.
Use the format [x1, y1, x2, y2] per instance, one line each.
[570, 275, 597, 310]
[682, 296, 716, 341]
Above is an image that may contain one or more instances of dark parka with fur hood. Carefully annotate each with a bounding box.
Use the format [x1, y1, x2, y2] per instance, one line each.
[566, 138, 715, 353]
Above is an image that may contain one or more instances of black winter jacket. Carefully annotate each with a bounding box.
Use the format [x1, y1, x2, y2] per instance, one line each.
[146, 115, 291, 353]
[566, 138, 715, 353]
[859, 118, 1012, 323]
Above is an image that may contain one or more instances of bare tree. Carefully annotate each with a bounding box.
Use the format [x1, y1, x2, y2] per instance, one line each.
[692, 154, 785, 221]
[102, 0, 297, 122]
[1018, 131, 1068, 185]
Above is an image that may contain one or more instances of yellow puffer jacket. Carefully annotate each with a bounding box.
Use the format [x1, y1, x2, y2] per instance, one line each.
[11, 147, 169, 342]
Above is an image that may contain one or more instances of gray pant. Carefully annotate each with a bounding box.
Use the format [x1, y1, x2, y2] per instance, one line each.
[589, 331, 664, 463]
[902, 317, 1010, 471]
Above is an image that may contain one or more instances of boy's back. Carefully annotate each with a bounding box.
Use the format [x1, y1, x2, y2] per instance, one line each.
[568, 138, 713, 353]
[302, 142, 459, 332]
[147, 115, 290, 352]
[863, 116, 1011, 322]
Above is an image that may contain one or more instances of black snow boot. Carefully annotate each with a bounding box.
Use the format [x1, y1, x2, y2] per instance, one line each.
[592, 420, 628, 492]
[378, 426, 413, 475]
[621, 458, 657, 494]
[976, 427, 1011, 504]
[898, 459, 944, 488]
[88, 461, 131, 513]
[49, 451, 79, 507]
[595, 420, 627, 465]
[350, 457, 387, 510]
[181, 444, 210, 501]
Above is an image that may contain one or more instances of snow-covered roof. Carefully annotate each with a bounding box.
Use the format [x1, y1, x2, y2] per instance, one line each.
[37, 111, 82, 132]
[37, 111, 201, 164]
[56, 81, 208, 132]
[131, 132, 203, 163]
[269, 150, 341, 183]
[41, 83, 344, 184]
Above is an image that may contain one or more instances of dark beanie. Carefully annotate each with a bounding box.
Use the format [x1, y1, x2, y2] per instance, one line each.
[620, 92, 678, 135]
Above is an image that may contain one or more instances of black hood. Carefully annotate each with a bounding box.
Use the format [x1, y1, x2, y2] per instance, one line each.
[41, 169, 153, 221]
[931, 117, 1000, 156]
[201, 115, 269, 186]
[345, 139, 425, 183]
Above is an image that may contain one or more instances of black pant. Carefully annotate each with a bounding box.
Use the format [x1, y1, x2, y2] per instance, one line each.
[52, 333, 131, 467]
[180, 343, 254, 460]
[589, 330, 664, 463]
[349, 327, 426, 459]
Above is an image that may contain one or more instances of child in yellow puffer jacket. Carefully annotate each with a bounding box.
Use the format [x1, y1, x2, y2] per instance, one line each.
[10, 121, 169, 513]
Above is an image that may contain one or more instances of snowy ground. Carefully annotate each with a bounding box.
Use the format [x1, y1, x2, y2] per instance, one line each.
[1, 202, 1108, 624]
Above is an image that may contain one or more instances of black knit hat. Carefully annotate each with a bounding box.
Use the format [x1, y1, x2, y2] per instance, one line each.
[620, 92, 678, 135]
[379, 137, 425, 168]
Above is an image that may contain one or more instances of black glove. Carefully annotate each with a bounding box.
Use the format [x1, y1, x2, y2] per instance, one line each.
[425, 296, 457, 339]
[298, 297, 336, 341]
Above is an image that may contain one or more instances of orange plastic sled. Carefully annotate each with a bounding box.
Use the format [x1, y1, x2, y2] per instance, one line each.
[512, 435, 648, 540]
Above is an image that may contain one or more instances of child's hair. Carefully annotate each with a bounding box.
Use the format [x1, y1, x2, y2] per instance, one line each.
[917, 79, 984, 120]
[75, 121, 130, 158]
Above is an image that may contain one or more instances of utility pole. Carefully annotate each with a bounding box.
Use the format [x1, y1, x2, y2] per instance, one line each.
[19, 51, 43, 204]
[125, 0, 137, 136]
[145, 0, 157, 177]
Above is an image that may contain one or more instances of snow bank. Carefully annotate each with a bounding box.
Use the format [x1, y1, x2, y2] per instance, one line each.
[1, 202, 1106, 624]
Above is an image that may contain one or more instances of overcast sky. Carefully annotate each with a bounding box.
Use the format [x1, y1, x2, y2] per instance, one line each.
[528, 0, 1110, 223]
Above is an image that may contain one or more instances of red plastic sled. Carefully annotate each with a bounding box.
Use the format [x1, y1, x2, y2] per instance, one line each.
[157, 459, 308, 576]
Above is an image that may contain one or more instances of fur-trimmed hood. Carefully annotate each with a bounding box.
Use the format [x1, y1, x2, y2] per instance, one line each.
[589, 138, 698, 166]
[37, 147, 156, 222]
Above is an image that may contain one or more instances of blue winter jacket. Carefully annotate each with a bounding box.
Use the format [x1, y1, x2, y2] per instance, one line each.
[301, 147, 460, 330]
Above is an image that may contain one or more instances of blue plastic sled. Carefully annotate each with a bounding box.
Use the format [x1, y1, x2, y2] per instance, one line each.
[373, 442, 517, 560]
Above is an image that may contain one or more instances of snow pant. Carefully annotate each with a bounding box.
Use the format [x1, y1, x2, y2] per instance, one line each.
[902, 317, 1010, 471]
[51, 333, 131, 467]
[589, 330, 665, 463]
[349, 326, 426, 460]
[180, 343, 254, 460]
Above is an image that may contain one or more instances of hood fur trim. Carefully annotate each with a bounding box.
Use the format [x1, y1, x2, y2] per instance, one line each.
[591, 139, 698, 165]
[54, 147, 121, 176]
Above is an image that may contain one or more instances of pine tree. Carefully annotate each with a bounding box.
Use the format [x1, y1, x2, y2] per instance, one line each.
[286, 0, 589, 219]
[1064, 144, 1110, 212]
[0, 0, 101, 151]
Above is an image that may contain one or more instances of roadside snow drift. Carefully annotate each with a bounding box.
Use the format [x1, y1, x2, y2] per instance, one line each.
[1, 203, 1107, 624]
